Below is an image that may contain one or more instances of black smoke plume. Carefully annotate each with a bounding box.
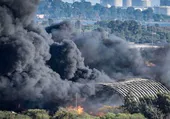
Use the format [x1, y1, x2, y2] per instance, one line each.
[1, 0, 170, 113]
[47, 21, 170, 96]
[47, 40, 110, 82]
[0, 0, 111, 111]
[47, 21, 149, 80]
[141, 46, 170, 88]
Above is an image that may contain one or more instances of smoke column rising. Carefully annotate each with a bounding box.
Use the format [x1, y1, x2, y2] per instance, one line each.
[47, 22, 149, 80]
[0, 0, 169, 112]
[0, 0, 111, 111]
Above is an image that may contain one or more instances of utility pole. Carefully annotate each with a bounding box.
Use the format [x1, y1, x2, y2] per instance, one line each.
[76, 93, 78, 109]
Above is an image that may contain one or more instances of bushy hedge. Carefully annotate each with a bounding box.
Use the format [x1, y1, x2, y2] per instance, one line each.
[23, 109, 50, 119]
[124, 93, 170, 119]
[0, 111, 31, 119]
[100, 113, 145, 119]
[0, 109, 146, 119]
[53, 108, 98, 119]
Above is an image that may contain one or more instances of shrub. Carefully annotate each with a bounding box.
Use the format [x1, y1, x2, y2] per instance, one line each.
[0, 111, 31, 119]
[23, 109, 50, 119]
[100, 113, 145, 119]
[53, 108, 98, 119]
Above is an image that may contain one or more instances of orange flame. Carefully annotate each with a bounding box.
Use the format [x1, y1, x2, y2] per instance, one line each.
[77, 106, 84, 114]
[66, 106, 84, 115]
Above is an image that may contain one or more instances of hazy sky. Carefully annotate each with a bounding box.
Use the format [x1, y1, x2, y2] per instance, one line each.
[62, 0, 160, 6]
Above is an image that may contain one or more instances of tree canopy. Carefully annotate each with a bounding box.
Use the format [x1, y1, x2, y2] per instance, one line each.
[38, 0, 170, 22]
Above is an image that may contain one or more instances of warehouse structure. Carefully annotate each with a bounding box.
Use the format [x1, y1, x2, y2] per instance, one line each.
[154, 6, 170, 16]
[160, 0, 170, 6]
[123, 0, 132, 7]
[97, 78, 170, 103]
[100, 0, 151, 7]
[100, 0, 123, 7]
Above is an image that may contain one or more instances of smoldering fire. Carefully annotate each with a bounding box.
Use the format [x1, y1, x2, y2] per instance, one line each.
[0, 0, 170, 112]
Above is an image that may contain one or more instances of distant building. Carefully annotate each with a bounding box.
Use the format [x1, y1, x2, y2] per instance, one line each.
[100, 0, 123, 7]
[113, 0, 123, 7]
[98, 78, 170, 104]
[160, 0, 170, 6]
[132, 0, 151, 7]
[154, 6, 170, 16]
[123, 0, 132, 7]
[100, 0, 113, 6]
[101, 0, 152, 7]
[132, 0, 141, 6]
[141, 0, 151, 7]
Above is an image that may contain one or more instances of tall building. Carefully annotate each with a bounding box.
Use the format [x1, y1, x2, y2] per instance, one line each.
[100, 0, 123, 7]
[100, 0, 113, 6]
[132, 0, 151, 7]
[100, 0, 151, 7]
[160, 0, 170, 6]
[141, 0, 151, 7]
[132, 0, 141, 6]
[113, 0, 123, 7]
[123, 0, 132, 7]
[154, 6, 170, 16]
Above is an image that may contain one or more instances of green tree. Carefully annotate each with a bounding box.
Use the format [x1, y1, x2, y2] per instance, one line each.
[143, 8, 153, 21]
[23, 109, 50, 119]
[0, 111, 31, 119]
[156, 93, 170, 115]
[134, 9, 143, 21]
[126, 7, 135, 20]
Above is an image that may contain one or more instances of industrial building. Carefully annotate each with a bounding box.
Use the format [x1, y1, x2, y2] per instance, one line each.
[100, 0, 123, 7]
[97, 78, 170, 103]
[101, 0, 151, 7]
[132, 0, 141, 6]
[160, 0, 170, 6]
[154, 6, 170, 16]
[132, 0, 151, 7]
[154, 0, 170, 16]
[123, 0, 132, 7]
[141, 0, 151, 7]
[113, 0, 123, 7]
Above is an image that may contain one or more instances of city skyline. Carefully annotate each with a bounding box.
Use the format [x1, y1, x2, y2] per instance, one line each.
[62, 0, 160, 6]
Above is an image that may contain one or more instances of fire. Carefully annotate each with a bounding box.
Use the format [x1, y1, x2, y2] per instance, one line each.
[77, 106, 84, 114]
[66, 106, 84, 115]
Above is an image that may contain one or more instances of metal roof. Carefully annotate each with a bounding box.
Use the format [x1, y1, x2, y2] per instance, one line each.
[98, 78, 170, 101]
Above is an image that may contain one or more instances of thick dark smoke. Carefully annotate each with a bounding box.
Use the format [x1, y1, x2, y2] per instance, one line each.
[46, 21, 74, 42]
[45, 21, 154, 110]
[47, 21, 170, 91]
[47, 40, 110, 82]
[0, 0, 111, 111]
[141, 46, 170, 88]
[47, 40, 85, 79]
[75, 32, 149, 79]
[1, 0, 170, 113]
[47, 21, 149, 80]
[160, 49, 170, 87]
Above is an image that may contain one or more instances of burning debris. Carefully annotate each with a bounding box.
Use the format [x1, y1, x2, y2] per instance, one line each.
[66, 106, 84, 115]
